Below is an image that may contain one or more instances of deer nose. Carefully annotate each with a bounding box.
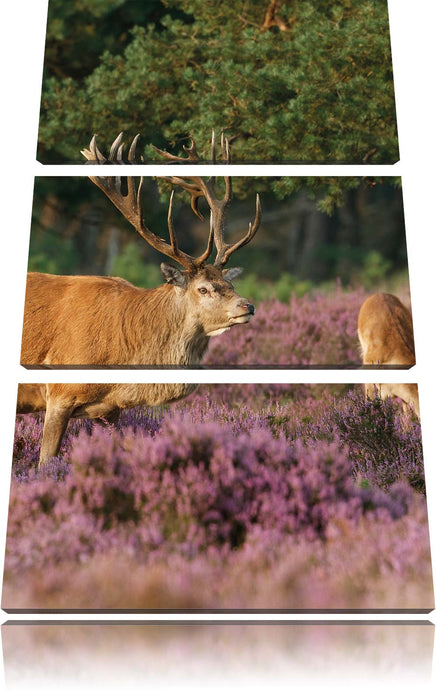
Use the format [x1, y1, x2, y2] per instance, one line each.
[238, 300, 255, 315]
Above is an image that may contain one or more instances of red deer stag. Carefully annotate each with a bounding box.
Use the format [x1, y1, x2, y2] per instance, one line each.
[18, 132, 261, 465]
[357, 292, 419, 417]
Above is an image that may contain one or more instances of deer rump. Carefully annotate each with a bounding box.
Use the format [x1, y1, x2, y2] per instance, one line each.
[357, 292, 419, 417]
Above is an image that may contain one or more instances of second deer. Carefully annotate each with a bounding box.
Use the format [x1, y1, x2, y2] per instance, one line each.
[357, 292, 419, 417]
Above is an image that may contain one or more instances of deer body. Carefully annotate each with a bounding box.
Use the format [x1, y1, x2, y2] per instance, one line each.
[357, 292, 419, 417]
[19, 132, 261, 465]
[22, 266, 251, 367]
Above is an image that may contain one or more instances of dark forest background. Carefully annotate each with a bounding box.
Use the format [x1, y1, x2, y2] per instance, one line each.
[29, 176, 408, 302]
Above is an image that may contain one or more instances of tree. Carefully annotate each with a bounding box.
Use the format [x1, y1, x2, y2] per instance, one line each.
[43, 0, 167, 79]
[38, 0, 398, 165]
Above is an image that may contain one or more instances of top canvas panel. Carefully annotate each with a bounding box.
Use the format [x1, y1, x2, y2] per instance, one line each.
[37, 0, 399, 164]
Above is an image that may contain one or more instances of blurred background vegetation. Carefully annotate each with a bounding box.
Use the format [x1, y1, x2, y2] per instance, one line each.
[38, 0, 398, 164]
[29, 176, 409, 302]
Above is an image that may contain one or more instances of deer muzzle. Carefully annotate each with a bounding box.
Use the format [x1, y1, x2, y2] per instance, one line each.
[229, 299, 255, 324]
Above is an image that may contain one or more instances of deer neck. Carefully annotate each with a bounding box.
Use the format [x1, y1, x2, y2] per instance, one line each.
[129, 284, 210, 366]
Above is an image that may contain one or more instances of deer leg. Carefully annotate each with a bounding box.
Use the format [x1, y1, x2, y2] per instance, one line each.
[365, 383, 420, 419]
[39, 401, 73, 467]
[382, 383, 420, 419]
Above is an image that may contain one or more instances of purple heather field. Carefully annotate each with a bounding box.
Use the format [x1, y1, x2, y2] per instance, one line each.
[4, 378, 432, 611]
[203, 283, 364, 366]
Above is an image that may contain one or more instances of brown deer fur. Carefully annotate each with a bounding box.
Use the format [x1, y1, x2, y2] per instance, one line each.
[21, 266, 254, 367]
[357, 292, 419, 417]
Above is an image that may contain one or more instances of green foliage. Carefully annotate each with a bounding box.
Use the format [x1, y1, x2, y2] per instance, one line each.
[28, 231, 80, 274]
[109, 242, 163, 288]
[358, 250, 393, 288]
[44, 0, 166, 79]
[272, 177, 363, 214]
[274, 272, 314, 302]
[39, 0, 398, 166]
[314, 246, 395, 290]
[234, 271, 314, 303]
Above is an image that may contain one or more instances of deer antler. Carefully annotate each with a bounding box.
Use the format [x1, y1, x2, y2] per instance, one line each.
[81, 133, 213, 270]
[152, 130, 261, 268]
[82, 131, 261, 270]
[261, 1, 293, 32]
[213, 193, 262, 267]
[151, 132, 228, 220]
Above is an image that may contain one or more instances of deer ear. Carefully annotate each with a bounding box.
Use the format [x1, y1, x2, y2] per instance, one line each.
[222, 267, 243, 282]
[161, 263, 187, 288]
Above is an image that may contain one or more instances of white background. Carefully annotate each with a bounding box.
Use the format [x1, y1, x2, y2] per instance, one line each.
[0, 0, 435, 697]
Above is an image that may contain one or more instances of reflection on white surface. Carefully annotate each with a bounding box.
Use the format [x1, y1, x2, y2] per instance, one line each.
[1, 622, 434, 690]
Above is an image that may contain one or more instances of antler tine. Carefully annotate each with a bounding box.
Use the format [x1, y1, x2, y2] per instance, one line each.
[124, 171, 141, 213]
[114, 175, 123, 198]
[117, 142, 124, 162]
[81, 134, 107, 164]
[214, 193, 262, 267]
[109, 132, 124, 162]
[152, 138, 201, 164]
[160, 175, 206, 222]
[211, 129, 217, 164]
[195, 211, 215, 266]
[182, 138, 200, 160]
[167, 190, 180, 256]
[81, 133, 196, 270]
[128, 133, 141, 162]
[220, 131, 231, 164]
[224, 174, 232, 204]
[135, 175, 144, 221]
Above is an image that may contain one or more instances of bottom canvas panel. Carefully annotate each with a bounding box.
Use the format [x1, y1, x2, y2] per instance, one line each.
[3, 383, 433, 612]
[2, 623, 434, 689]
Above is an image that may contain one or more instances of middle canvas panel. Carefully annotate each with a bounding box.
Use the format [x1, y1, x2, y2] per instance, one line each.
[22, 175, 413, 369]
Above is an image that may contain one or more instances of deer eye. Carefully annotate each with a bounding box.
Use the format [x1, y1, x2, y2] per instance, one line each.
[198, 287, 208, 295]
